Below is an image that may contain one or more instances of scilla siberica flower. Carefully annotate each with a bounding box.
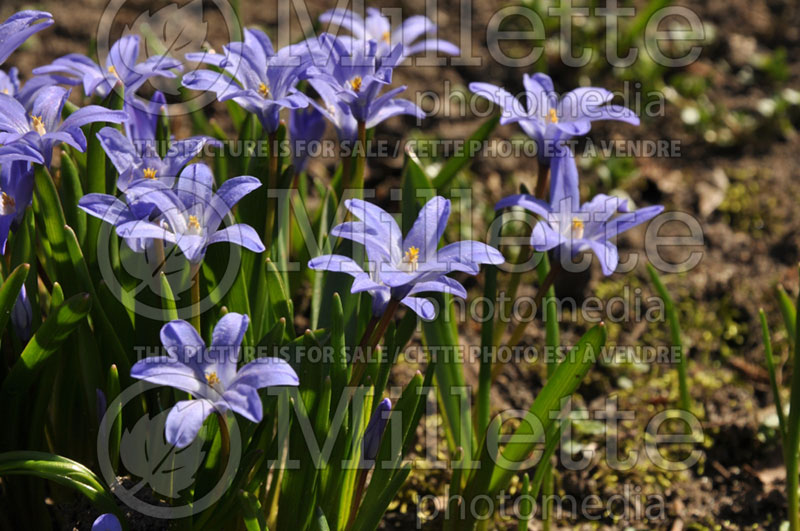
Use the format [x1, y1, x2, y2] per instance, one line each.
[319, 8, 459, 62]
[0, 67, 58, 110]
[495, 150, 663, 276]
[0, 85, 127, 166]
[309, 197, 504, 319]
[96, 91, 218, 191]
[78, 179, 173, 253]
[0, 11, 53, 66]
[470, 73, 639, 163]
[306, 35, 425, 130]
[182, 28, 310, 134]
[131, 313, 299, 448]
[112, 163, 265, 264]
[33, 35, 182, 99]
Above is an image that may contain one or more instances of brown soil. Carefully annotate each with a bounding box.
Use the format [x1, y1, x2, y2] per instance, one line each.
[3, 0, 799, 528]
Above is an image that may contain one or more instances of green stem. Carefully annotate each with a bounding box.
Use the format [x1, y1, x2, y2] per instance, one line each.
[477, 218, 500, 441]
[215, 412, 231, 478]
[349, 121, 367, 200]
[190, 264, 201, 333]
[348, 298, 400, 388]
[264, 131, 279, 251]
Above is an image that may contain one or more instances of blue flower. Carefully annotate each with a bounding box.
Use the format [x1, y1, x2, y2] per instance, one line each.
[362, 397, 391, 461]
[470, 73, 639, 163]
[131, 313, 299, 448]
[309, 197, 504, 319]
[319, 8, 459, 61]
[111, 163, 265, 264]
[97, 91, 218, 191]
[183, 29, 310, 134]
[78, 179, 171, 253]
[306, 35, 424, 128]
[33, 35, 182, 98]
[0, 10, 53, 66]
[91, 513, 121, 531]
[289, 105, 326, 174]
[0, 86, 127, 166]
[0, 67, 57, 109]
[11, 283, 31, 341]
[495, 150, 663, 275]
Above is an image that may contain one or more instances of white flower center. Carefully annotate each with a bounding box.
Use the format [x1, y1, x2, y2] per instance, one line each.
[0, 192, 15, 216]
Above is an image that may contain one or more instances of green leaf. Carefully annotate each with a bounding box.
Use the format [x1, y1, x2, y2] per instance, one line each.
[647, 264, 690, 411]
[432, 115, 499, 190]
[159, 271, 179, 322]
[0, 263, 29, 336]
[487, 324, 606, 495]
[0, 451, 121, 520]
[238, 490, 267, 531]
[777, 285, 797, 348]
[58, 150, 87, 246]
[1, 292, 91, 396]
[107, 364, 122, 472]
[350, 463, 411, 531]
[421, 293, 472, 456]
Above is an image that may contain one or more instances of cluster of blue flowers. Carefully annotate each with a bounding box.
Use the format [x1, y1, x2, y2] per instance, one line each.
[0, 11, 663, 519]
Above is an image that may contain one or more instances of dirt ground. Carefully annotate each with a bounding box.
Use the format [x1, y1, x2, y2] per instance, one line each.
[4, 0, 800, 528]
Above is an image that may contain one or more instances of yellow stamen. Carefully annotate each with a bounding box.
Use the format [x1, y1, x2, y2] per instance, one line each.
[258, 82, 270, 98]
[31, 115, 46, 135]
[143, 167, 157, 180]
[548, 108, 558, 124]
[108, 65, 119, 79]
[571, 217, 584, 239]
[350, 76, 362, 93]
[2, 88, 8, 95]
[404, 246, 420, 271]
[205, 371, 221, 387]
[188, 215, 201, 232]
[382, 31, 391, 44]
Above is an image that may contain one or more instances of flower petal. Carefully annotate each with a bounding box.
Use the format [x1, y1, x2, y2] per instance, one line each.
[165, 399, 215, 448]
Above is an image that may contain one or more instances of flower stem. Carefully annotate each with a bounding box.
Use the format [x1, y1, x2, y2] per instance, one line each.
[349, 121, 367, 200]
[534, 162, 550, 199]
[190, 263, 201, 333]
[264, 131, 279, 251]
[215, 411, 231, 476]
[349, 298, 400, 388]
[346, 468, 369, 529]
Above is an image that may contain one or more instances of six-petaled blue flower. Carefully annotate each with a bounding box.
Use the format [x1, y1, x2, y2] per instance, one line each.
[471, 73, 639, 163]
[33, 35, 182, 99]
[131, 313, 299, 448]
[309, 196, 504, 319]
[183, 28, 310, 134]
[495, 150, 663, 276]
